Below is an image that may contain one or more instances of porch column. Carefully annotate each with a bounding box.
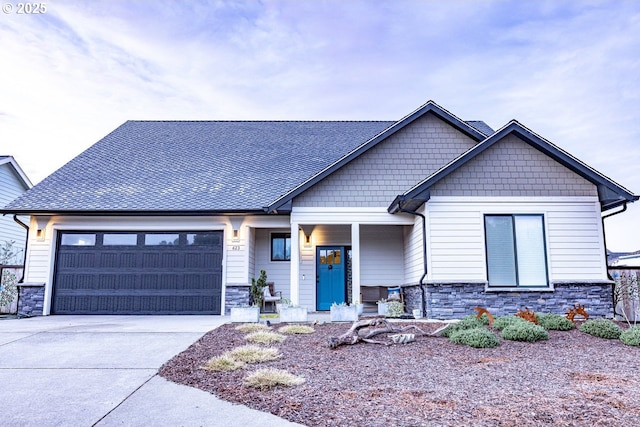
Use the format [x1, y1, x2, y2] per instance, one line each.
[351, 223, 361, 304]
[290, 222, 300, 305]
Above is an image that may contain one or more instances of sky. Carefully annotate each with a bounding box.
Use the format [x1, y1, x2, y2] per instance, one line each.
[1, 0, 639, 251]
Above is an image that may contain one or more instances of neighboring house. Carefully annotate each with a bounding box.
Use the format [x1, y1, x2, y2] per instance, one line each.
[1, 101, 637, 318]
[610, 251, 640, 267]
[0, 156, 32, 264]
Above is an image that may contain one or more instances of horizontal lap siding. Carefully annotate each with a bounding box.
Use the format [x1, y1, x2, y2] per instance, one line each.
[546, 205, 605, 279]
[403, 216, 424, 285]
[428, 206, 485, 281]
[360, 225, 404, 286]
[0, 165, 29, 261]
[254, 229, 291, 297]
[427, 199, 606, 282]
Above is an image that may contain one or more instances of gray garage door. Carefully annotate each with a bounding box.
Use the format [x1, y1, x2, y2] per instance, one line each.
[53, 231, 223, 314]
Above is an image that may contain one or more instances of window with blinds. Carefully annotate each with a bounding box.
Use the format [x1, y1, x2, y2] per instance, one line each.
[484, 214, 548, 288]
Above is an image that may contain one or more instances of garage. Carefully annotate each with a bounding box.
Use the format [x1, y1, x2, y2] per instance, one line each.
[52, 231, 223, 314]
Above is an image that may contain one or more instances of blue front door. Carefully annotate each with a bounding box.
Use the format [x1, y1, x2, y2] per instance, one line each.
[316, 246, 346, 310]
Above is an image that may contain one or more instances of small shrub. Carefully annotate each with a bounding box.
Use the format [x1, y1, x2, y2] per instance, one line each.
[440, 316, 485, 338]
[493, 316, 529, 331]
[449, 327, 500, 348]
[579, 319, 622, 339]
[202, 355, 245, 372]
[537, 313, 575, 331]
[386, 301, 404, 317]
[278, 325, 315, 334]
[226, 345, 282, 364]
[620, 325, 640, 346]
[245, 331, 287, 345]
[502, 322, 549, 342]
[475, 312, 492, 326]
[243, 368, 305, 389]
[235, 323, 271, 333]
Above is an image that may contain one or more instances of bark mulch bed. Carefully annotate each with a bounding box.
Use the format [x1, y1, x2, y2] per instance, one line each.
[159, 320, 640, 427]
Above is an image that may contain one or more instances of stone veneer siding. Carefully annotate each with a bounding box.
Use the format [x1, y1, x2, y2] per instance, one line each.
[16, 283, 45, 317]
[402, 282, 613, 319]
[224, 285, 251, 315]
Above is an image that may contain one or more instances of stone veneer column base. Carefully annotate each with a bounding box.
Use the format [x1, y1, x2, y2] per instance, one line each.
[224, 285, 251, 315]
[402, 282, 614, 320]
[16, 283, 45, 317]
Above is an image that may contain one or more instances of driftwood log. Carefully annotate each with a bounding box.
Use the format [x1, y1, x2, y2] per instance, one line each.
[328, 318, 448, 349]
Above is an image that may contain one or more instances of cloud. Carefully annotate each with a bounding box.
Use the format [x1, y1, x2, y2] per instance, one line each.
[0, 0, 638, 249]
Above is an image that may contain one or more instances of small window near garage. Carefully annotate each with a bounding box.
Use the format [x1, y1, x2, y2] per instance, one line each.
[60, 233, 96, 246]
[271, 233, 291, 261]
[144, 233, 179, 246]
[484, 214, 548, 288]
[103, 233, 138, 246]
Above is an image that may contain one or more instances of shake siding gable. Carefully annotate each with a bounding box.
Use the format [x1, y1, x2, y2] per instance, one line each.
[430, 134, 597, 197]
[294, 113, 478, 208]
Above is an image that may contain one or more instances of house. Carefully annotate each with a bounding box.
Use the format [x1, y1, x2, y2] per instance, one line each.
[1, 101, 637, 318]
[0, 156, 32, 264]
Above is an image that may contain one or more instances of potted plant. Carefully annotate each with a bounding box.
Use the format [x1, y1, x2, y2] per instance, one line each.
[276, 297, 291, 314]
[330, 302, 358, 322]
[377, 299, 388, 316]
[279, 304, 308, 322]
[353, 297, 364, 315]
[249, 269, 268, 309]
[385, 300, 405, 318]
[230, 304, 260, 323]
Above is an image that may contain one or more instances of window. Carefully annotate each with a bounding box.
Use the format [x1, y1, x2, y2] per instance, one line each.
[484, 215, 548, 288]
[60, 233, 96, 246]
[271, 233, 291, 261]
[103, 233, 138, 246]
[144, 233, 179, 246]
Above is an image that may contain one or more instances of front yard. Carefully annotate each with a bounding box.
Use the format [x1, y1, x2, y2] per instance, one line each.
[160, 320, 640, 426]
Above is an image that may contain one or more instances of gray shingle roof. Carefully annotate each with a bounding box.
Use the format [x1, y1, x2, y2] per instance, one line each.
[466, 121, 494, 136]
[5, 121, 395, 212]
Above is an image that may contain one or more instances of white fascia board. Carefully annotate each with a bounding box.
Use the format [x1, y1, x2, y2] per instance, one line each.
[291, 207, 415, 225]
[427, 196, 600, 204]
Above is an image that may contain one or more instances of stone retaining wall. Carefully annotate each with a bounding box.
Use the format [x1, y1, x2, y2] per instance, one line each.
[403, 282, 614, 320]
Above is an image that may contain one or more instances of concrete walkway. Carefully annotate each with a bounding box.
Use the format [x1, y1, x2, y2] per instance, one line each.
[0, 315, 305, 427]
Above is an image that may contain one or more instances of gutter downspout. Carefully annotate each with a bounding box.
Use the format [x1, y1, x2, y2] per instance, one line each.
[400, 207, 428, 318]
[601, 202, 627, 317]
[13, 215, 29, 283]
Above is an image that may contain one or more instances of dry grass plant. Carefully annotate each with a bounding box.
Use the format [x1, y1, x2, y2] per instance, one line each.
[278, 325, 315, 334]
[235, 323, 271, 333]
[226, 345, 282, 364]
[202, 355, 246, 372]
[243, 368, 306, 389]
[245, 331, 287, 345]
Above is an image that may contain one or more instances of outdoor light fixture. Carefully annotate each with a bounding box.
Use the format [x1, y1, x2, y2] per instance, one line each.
[229, 217, 243, 242]
[35, 216, 49, 241]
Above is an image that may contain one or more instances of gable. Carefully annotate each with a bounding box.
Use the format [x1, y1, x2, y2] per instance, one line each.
[293, 112, 480, 208]
[389, 121, 637, 213]
[430, 133, 597, 197]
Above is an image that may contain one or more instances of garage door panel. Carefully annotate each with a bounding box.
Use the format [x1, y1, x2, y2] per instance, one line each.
[53, 231, 223, 314]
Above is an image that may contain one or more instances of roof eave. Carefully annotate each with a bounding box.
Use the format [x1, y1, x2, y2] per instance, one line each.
[0, 208, 271, 217]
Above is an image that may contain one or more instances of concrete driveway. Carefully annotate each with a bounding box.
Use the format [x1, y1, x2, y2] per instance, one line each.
[0, 315, 304, 427]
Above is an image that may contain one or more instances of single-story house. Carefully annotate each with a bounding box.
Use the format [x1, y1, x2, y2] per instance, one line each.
[2, 101, 637, 318]
[0, 156, 32, 264]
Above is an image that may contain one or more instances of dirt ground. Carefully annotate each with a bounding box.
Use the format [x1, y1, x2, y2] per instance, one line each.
[160, 320, 640, 427]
